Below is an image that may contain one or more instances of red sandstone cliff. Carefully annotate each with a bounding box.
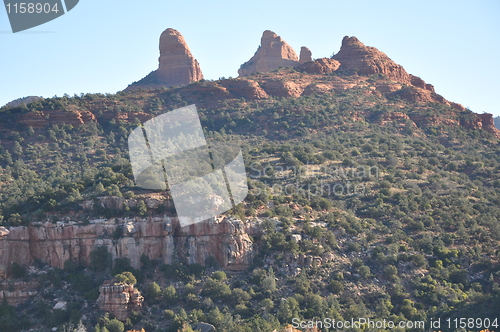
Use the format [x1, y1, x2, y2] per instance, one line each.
[0, 217, 256, 278]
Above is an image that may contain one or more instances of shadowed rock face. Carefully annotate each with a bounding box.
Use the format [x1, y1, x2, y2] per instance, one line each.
[238, 30, 300, 76]
[333, 36, 411, 84]
[157, 28, 204, 86]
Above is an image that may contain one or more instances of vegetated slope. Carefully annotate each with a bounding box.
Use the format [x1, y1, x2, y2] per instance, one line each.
[0, 68, 499, 332]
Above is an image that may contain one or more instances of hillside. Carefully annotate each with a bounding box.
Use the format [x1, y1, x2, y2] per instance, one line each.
[0, 32, 499, 332]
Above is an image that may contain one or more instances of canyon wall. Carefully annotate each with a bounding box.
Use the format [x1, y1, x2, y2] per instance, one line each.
[0, 216, 256, 278]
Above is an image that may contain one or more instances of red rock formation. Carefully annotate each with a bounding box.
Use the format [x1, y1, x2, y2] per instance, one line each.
[178, 81, 231, 101]
[127, 28, 203, 90]
[238, 30, 299, 76]
[333, 36, 411, 84]
[410, 75, 436, 93]
[220, 78, 269, 100]
[476, 113, 500, 137]
[261, 80, 304, 98]
[0, 217, 255, 277]
[157, 28, 204, 86]
[389, 86, 450, 105]
[302, 83, 333, 96]
[450, 102, 466, 112]
[375, 83, 402, 93]
[20, 109, 96, 128]
[299, 46, 312, 64]
[297, 58, 341, 75]
[175, 218, 255, 271]
[97, 282, 143, 321]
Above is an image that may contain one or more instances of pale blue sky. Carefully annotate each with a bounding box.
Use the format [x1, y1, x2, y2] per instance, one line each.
[1, 0, 499, 116]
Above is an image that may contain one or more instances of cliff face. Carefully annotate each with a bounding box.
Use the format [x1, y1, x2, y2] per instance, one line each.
[0, 217, 255, 278]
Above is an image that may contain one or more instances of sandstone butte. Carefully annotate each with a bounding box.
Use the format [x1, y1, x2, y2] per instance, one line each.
[238, 30, 303, 76]
[126, 28, 203, 90]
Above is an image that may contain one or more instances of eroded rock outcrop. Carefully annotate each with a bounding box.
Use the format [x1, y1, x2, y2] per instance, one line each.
[157, 28, 204, 86]
[261, 80, 304, 98]
[97, 282, 143, 321]
[297, 58, 341, 75]
[238, 30, 299, 76]
[0, 217, 255, 278]
[127, 28, 203, 90]
[333, 36, 411, 84]
[299, 46, 312, 64]
[220, 78, 269, 100]
[175, 217, 254, 271]
[462, 113, 500, 138]
[20, 109, 96, 128]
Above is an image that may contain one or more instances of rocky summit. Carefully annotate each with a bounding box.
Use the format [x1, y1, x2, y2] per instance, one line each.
[238, 30, 302, 76]
[127, 28, 203, 90]
[333, 36, 411, 84]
